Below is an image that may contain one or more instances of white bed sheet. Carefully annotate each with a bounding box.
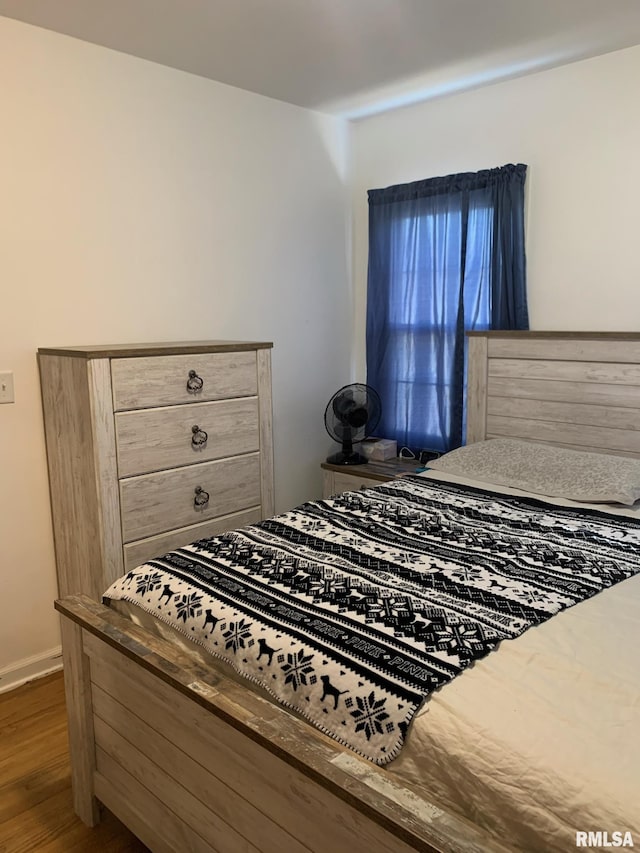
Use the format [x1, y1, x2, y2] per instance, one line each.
[111, 472, 640, 852]
[386, 470, 640, 851]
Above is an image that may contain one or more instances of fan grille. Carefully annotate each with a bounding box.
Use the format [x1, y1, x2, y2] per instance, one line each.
[324, 384, 382, 465]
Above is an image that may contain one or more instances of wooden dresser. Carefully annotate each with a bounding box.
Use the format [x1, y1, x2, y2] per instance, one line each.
[38, 341, 274, 600]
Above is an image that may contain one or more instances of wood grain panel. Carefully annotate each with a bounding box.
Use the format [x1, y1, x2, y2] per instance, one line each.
[467, 333, 640, 455]
[95, 751, 215, 853]
[119, 453, 261, 542]
[257, 348, 275, 518]
[111, 351, 258, 411]
[486, 415, 640, 454]
[38, 354, 116, 599]
[95, 722, 261, 853]
[123, 507, 262, 571]
[322, 469, 337, 498]
[487, 396, 640, 431]
[466, 336, 488, 444]
[331, 471, 377, 495]
[59, 618, 99, 827]
[488, 358, 640, 385]
[487, 376, 640, 408]
[86, 639, 417, 853]
[39, 340, 272, 359]
[58, 597, 511, 853]
[115, 397, 259, 477]
[321, 460, 418, 499]
[487, 336, 640, 363]
[87, 359, 124, 590]
[467, 331, 640, 340]
[92, 692, 309, 853]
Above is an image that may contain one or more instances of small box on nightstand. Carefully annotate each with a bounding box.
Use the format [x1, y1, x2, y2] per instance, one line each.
[359, 438, 397, 461]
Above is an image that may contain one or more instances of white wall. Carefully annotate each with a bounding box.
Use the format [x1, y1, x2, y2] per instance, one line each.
[351, 45, 640, 377]
[0, 17, 351, 676]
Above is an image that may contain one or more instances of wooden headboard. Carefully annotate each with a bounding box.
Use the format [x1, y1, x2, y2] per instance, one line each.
[466, 331, 640, 457]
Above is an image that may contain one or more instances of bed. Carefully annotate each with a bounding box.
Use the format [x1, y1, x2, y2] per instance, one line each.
[55, 331, 640, 853]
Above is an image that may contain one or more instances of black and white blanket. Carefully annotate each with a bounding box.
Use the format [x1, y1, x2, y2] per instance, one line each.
[104, 476, 640, 764]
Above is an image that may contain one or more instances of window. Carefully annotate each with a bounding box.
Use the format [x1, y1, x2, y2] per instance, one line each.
[366, 165, 527, 452]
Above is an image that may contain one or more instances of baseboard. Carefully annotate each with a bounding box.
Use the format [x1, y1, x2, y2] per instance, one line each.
[0, 646, 63, 694]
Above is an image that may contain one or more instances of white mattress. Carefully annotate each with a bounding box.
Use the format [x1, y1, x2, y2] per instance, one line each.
[112, 472, 640, 852]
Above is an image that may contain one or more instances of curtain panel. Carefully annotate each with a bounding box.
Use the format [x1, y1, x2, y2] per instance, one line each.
[366, 163, 528, 453]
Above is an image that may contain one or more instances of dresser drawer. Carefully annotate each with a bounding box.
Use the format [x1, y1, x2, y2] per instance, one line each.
[115, 398, 259, 477]
[111, 351, 258, 411]
[120, 453, 261, 542]
[331, 470, 376, 495]
[123, 507, 262, 571]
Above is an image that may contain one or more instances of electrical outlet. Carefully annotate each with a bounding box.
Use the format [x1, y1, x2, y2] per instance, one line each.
[0, 372, 15, 404]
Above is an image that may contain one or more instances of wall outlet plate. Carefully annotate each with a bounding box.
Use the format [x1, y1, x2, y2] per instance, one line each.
[0, 372, 15, 404]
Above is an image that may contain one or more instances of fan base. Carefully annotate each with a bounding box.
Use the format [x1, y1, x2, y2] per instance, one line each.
[326, 450, 369, 466]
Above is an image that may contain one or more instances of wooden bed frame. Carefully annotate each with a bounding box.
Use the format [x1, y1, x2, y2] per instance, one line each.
[55, 332, 640, 853]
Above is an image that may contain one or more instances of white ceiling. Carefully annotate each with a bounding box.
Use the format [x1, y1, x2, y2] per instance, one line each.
[3, 0, 640, 118]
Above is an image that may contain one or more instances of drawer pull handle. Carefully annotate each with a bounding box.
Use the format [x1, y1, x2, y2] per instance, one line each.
[194, 486, 210, 509]
[191, 425, 208, 449]
[186, 370, 204, 394]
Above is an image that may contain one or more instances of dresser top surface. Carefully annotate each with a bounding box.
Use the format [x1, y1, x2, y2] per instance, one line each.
[321, 457, 418, 480]
[38, 340, 273, 359]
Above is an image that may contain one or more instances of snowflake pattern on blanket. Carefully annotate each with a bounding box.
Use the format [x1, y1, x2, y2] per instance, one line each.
[104, 476, 640, 764]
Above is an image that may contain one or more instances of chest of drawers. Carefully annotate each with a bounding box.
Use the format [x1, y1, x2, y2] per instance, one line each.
[38, 341, 273, 600]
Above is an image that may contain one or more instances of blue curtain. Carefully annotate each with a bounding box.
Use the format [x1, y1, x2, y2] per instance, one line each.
[366, 163, 528, 453]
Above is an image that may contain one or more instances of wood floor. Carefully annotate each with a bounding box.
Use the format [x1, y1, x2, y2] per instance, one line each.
[0, 671, 148, 853]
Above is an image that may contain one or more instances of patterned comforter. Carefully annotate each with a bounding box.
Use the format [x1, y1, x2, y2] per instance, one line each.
[104, 475, 640, 764]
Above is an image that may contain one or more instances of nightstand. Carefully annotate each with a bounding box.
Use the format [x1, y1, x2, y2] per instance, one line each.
[321, 458, 419, 499]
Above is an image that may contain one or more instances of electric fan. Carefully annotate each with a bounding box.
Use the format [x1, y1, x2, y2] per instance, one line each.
[324, 383, 382, 465]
